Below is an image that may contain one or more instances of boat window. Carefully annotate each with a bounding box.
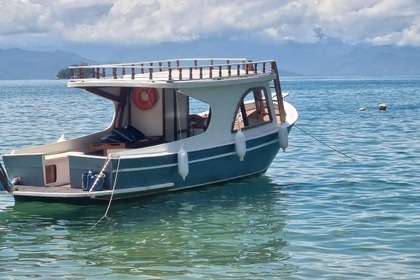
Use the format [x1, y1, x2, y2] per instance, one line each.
[232, 87, 272, 131]
[188, 97, 211, 136]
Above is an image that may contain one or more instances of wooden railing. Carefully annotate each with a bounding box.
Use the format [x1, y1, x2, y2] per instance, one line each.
[68, 58, 276, 82]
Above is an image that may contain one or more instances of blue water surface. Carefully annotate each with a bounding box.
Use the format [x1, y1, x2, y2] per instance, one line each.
[0, 77, 419, 279]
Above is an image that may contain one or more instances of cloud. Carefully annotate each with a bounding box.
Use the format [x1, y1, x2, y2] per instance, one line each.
[0, 0, 419, 49]
[316, 0, 420, 45]
[0, 1, 51, 35]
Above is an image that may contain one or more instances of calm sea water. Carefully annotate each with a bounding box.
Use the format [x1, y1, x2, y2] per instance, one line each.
[0, 77, 419, 279]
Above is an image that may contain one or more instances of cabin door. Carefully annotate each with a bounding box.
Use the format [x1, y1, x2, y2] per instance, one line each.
[163, 89, 189, 142]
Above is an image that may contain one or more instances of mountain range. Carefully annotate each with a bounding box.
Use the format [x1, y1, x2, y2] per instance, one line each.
[0, 48, 97, 80]
[0, 40, 419, 79]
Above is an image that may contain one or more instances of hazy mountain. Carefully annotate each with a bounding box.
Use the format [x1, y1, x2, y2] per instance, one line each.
[0, 48, 97, 79]
[0, 41, 419, 79]
[271, 41, 419, 76]
[96, 39, 420, 76]
[320, 45, 420, 76]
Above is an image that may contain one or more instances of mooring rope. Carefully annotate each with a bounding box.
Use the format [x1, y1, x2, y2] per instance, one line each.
[88, 156, 111, 192]
[294, 124, 356, 161]
[89, 155, 121, 230]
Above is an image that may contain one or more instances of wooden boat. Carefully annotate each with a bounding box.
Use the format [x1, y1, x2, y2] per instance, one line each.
[0, 58, 298, 204]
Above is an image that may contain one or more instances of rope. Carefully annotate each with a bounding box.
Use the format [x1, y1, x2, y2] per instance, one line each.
[89, 156, 111, 192]
[89, 155, 121, 230]
[294, 124, 356, 161]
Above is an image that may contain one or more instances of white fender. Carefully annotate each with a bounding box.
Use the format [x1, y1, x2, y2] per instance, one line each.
[278, 122, 289, 152]
[177, 146, 189, 180]
[235, 129, 246, 161]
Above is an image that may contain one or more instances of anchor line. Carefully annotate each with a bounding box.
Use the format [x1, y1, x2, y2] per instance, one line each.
[294, 124, 356, 161]
[89, 155, 121, 231]
[89, 156, 111, 192]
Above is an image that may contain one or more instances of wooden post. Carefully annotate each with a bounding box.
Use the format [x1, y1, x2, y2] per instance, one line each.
[168, 68, 173, 81]
[168, 61, 172, 81]
[246, 61, 254, 74]
[149, 63, 153, 80]
[271, 61, 287, 123]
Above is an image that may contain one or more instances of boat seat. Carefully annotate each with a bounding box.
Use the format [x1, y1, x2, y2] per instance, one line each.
[89, 136, 164, 155]
[114, 125, 146, 142]
[100, 125, 146, 144]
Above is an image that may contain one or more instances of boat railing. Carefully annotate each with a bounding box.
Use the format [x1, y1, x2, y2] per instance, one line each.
[68, 58, 277, 82]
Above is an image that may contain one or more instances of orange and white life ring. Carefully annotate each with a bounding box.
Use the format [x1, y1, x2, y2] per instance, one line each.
[131, 87, 159, 110]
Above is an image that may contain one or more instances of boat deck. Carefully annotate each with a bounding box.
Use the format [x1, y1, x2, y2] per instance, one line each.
[11, 182, 174, 204]
[14, 184, 85, 193]
[68, 58, 277, 85]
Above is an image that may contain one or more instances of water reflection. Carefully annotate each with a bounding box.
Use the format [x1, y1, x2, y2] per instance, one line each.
[0, 177, 292, 278]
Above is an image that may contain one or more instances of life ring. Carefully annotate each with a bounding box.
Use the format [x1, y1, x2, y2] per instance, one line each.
[131, 87, 159, 110]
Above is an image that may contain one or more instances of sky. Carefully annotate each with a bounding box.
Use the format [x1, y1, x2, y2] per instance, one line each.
[0, 0, 419, 60]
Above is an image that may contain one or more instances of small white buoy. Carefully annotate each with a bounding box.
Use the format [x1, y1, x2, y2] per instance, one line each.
[278, 122, 289, 152]
[378, 103, 387, 110]
[177, 146, 189, 180]
[235, 129, 246, 161]
[57, 134, 66, 142]
[359, 107, 366, 111]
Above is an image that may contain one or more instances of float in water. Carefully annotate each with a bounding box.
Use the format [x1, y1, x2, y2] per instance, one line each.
[0, 58, 298, 204]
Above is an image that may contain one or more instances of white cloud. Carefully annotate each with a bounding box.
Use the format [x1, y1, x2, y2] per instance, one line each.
[317, 0, 420, 45]
[0, 1, 51, 35]
[0, 0, 419, 48]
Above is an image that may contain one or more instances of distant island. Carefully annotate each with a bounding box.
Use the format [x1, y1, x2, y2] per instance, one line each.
[56, 63, 95, 79]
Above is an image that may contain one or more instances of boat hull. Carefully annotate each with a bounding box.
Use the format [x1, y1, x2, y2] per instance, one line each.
[10, 132, 281, 204]
[4, 58, 299, 205]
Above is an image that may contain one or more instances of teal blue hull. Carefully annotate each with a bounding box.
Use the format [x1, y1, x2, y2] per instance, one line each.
[68, 132, 281, 198]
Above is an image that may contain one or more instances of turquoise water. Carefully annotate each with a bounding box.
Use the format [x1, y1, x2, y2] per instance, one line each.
[1, 77, 419, 279]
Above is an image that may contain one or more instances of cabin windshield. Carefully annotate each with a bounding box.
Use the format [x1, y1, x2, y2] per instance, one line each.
[232, 87, 273, 131]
